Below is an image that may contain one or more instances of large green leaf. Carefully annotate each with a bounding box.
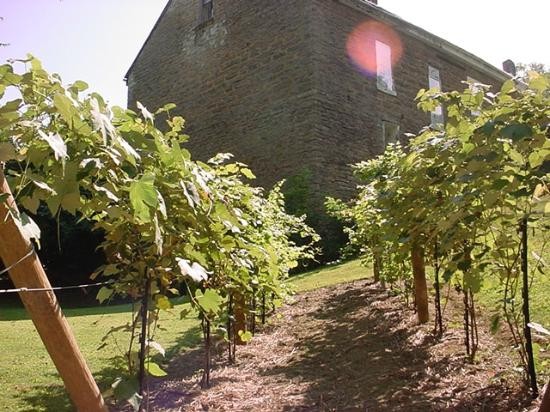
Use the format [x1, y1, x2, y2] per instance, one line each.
[53, 93, 78, 128]
[38, 130, 68, 160]
[129, 174, 158, 222]
[501, 124, 532, 141]
[195, 288, 223, 315]
[112, 377, 141, 411]
[145, 361, 167, 377]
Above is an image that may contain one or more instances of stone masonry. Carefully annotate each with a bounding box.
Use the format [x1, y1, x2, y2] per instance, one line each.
[126, 0, 508, 258]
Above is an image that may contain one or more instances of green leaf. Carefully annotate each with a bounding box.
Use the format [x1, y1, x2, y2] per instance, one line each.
[241, 168, 256, 179]
[0, 142, 16, 161]
[508, 149, 523, 164]
[155, 295, 172, 310]
[238, 330, 253, 343]
[16, 212, 41, 246]
[61, 191, 81, 214]
[38, 130, 68, 161]
[145, 361, 167, 377]
[500, 80, 515, 94]
[501, 124, 532, 141]
[146, 340, 166, 357]
[53, 93, 77, 128]
[32, 179, 56, 194]
[195, 288, 223, 314]
[484, 191, 500, 207]
[529, 74, 549, 93]
[71, 80, 89, 92]
[97, 287, 114, 303]
[112, 377, 141, 411]
[528, 151, 544, 168]
[129, 174, 158, 222]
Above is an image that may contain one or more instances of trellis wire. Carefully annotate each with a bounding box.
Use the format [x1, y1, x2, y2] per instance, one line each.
[0, 280, 114, 294]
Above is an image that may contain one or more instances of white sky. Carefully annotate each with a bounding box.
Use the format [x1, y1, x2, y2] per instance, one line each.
[1, 0, 548, 108]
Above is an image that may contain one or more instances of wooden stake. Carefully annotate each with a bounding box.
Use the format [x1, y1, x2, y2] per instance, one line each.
[0, 168, 107, 412]
[234, 292, 247, 345]
[411, 241, 429, 324]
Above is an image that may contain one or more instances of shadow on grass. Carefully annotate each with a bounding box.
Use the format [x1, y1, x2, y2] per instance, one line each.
[12, 316, 201, 412]
[0, 302, 134, 322]
[16, 381, 72, 412]
[0, 297, 189, 321]
[15, 364, 123, 412]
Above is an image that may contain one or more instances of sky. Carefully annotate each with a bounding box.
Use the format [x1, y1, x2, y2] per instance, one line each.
[0, 0, 548, 108]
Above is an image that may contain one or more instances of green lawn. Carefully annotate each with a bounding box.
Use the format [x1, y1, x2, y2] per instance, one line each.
[3, 255, 547, 411]
[0, 259, 371, 411]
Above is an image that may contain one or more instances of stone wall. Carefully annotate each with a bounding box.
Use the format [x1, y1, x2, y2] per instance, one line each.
[127, 0, 319, 191]
[127, 0, 506, 259]
[310, 0, 503, 202]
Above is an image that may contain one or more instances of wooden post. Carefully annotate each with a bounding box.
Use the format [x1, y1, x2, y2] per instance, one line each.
[411, 241, 429, 324]
[234, 292, 247, 345]
[0, 168, 107, 412]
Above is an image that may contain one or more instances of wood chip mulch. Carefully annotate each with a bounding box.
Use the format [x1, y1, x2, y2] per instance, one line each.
[124, 279, 542, 411]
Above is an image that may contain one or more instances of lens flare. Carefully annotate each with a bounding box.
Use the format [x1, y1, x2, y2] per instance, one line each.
[346, 20, 403, 76]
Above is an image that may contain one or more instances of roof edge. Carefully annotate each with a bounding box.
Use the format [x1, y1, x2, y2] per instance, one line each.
[338, 0, 510, 82]
[124, 0, 174, 82]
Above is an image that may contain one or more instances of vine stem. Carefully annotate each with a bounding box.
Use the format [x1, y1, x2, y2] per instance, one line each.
[228, 293, 235, 363]
[261, 291, 266, 325]
[433, 240, 443, 337]
[463, 288, 470, 357]
[201, 317, 211, 388]
[138, 274, 151, 398]
[521, 217, 538, 398]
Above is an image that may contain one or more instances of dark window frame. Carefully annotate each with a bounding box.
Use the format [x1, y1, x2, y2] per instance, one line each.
[198, 0, 214, 25]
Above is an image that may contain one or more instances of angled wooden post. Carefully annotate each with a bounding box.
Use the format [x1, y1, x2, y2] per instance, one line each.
[0, 167, 107, 412]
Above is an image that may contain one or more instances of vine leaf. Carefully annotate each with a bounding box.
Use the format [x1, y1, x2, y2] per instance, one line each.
[97, 287, 113, 304]
[195, 289, 223, 314]
[0, 141, 16, 161]
[38, 130, 68, 160]
[146, 340, 166, 357]
[17, 212, 41, 246]
[145, 361, 167, 377]
[53, 93, 77, 128]
[177, 258, 209, 283]
[112, 377, 141, 411]
[137, 101, 154, 123]
[129, 174, 158, 222]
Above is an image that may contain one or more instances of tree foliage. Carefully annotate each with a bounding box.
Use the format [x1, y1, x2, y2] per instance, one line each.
[328, 73, 550, 383]
[0, 56, 319, 408]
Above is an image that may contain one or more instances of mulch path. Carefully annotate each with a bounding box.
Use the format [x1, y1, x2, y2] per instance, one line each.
[126, 279, 540, 411]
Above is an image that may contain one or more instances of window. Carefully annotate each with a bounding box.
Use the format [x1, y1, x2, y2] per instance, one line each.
[428, 66, 444, 126]
[375, 40, 395, 95]
[382, 121, 400, 146]
[199, 0, 213, 25]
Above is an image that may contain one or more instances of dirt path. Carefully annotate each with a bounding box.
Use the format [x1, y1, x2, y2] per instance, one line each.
[140, 279, 534, 411]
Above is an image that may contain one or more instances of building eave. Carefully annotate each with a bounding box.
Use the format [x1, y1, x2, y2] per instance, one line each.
[338, 0, 510, 82]
[124, 0, 174, 83]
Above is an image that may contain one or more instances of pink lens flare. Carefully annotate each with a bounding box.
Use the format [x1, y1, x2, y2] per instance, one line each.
[346, 20, 403, 76]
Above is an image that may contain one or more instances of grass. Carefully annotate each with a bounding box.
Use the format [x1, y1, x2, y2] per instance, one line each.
[2, 255, 547, 411]
[0, 300, 201, 411]
[290, 259, 370, 292]
[0, 259, 371, 411]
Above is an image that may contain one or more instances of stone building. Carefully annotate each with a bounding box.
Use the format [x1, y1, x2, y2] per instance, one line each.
[126, 0, 509, 258]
